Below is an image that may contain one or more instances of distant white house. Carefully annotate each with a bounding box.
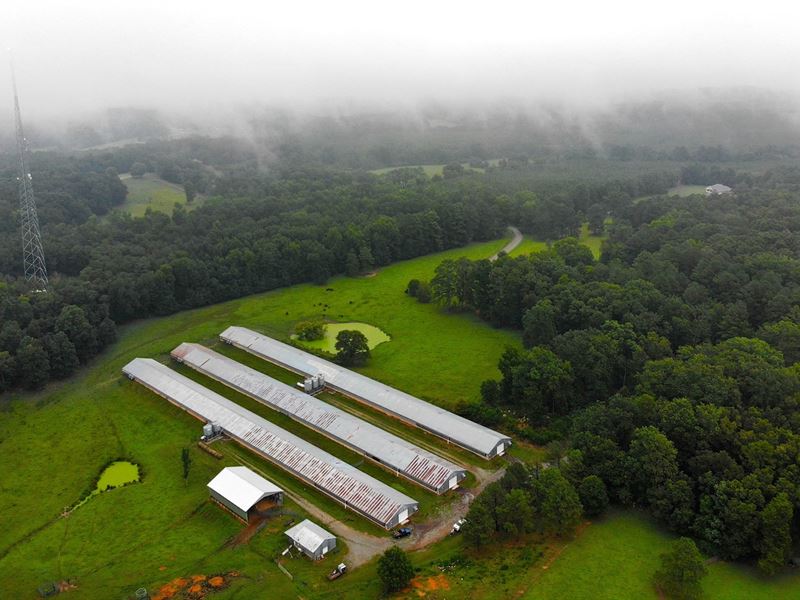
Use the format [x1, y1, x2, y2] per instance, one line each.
[285, 519, 337, 560]
[207, 466, 283, 522]
[705, 183, 732, 196]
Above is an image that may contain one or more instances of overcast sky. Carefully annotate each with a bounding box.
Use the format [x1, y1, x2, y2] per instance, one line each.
[2, 0, 800, 120]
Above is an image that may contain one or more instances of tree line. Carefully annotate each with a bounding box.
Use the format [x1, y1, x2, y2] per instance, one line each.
[0, 157, 511, 392]
[429, 171, 800, 572]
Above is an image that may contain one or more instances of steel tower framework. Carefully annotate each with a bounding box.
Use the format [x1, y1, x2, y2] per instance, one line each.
[12, 67, 48, 290]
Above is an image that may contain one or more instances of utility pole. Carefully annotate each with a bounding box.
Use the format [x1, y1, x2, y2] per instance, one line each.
[12, 61, 48, 291]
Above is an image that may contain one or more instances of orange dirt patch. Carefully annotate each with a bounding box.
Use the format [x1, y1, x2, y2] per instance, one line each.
[411, 573, 451, 596]
[151, 572, 238, 600]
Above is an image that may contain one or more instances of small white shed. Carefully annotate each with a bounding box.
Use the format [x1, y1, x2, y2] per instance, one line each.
[285, 519, 337, 560]
[207, 466, 283, 522]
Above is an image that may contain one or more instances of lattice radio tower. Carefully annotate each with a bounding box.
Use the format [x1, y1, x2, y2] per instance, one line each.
[11, 62, 48, 291]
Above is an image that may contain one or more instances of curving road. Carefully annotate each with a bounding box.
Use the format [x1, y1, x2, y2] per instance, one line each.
[490, 226, 523, 261]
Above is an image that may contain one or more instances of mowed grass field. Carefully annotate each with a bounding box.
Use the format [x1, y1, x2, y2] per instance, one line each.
[370, 159, 501, 177]
[668, 184, 707, 196]
[115, 174, 192, 217]
[508, 223, 606, 259]
[0, 237, 523, 598]
[523, 511, 800, 600]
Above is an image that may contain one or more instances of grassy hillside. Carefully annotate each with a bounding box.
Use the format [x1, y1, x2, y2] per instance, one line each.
[115, 174, 191, 217]
[1, 231, 797, 598]
[523, 511, 800, 600]
[0, 237, 521, 598]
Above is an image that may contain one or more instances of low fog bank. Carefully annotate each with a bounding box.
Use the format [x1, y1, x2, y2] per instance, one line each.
[1, 87, 799, 171]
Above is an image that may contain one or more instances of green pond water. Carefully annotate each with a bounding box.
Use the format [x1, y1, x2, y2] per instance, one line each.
[293, 322, 391, 353]
[96, 461, 140, 491]
[71, 461, 140, 511]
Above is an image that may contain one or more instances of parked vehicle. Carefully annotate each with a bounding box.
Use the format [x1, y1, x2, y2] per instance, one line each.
[392, 527, 413, 539]
[450, 518, 467, 534]
[328, 563, 347, 580]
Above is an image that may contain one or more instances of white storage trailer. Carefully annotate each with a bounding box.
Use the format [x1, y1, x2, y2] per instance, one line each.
[219, 326, 512, 458]
[172, 342, 467, 494]
[122, 358, 419, 529]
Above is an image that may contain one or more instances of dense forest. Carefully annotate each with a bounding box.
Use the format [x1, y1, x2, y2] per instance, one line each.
[430, 169, 800, 572]
[0, 134, 691, 393]
[2, 122, 799, 573]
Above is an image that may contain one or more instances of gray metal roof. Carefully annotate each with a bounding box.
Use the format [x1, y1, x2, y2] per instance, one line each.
[172, 343, 466, 493]
[706, 183, 732, 193]
[122, 358, 418, 528]
[219, 326, 512, 458]
[207, 466, 282, 512]
[285, 519, 336, 551]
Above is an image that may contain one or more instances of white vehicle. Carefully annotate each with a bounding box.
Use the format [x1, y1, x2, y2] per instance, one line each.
[451, 518, 467, 534]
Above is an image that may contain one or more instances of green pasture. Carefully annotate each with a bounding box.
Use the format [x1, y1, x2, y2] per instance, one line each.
[0, 236, 521, 598]
[507, 223, 606, 260]
[370, 159, 501, 177]
[523, 511, 800, 600]
[668, 184, 707, 196]
[2, 227, 792, 598]
[115, 174, 191, 217]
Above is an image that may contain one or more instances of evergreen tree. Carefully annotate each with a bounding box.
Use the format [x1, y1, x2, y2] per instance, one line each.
[757, 493, 793, 575]
[653, 537, 707, 600]
[578, 475, 609, 517]
[377, 546, 414, 593]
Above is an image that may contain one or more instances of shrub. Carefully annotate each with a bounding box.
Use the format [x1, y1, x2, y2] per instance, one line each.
[295, 320, 327, 341]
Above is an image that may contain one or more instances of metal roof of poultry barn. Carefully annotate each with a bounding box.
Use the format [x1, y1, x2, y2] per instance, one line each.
[172, 342, 467, 494]
[219, 326, 512, 458]
[122, 358, 419, 528]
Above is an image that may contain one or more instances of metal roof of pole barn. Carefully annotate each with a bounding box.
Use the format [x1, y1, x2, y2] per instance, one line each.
[122, 358, 419, 528]
[172, 343, 467, 494]
[219, 326, 512, 458]
[207, 466, 283, 513]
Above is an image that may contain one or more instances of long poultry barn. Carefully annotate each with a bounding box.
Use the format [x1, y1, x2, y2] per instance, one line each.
[122, 358, 419, 529]
[219, 326, 512, 459]
[171, 342, 467, 494]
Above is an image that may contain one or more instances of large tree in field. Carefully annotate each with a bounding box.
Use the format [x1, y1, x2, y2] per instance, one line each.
[334, 330, 370, 366]
[653, 537, 707, 600]
[377, 546, 414, 593]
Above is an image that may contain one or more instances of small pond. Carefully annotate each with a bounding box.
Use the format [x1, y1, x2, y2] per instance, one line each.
[96, 461, 140, 491]
[70, 461, 140, 512]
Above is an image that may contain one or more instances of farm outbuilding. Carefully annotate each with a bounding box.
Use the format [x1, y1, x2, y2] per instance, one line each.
[172, 343, 467, 494]
[705, 183, 732, 195]
[285, 519, 337, 560]
[122, 358, 419, 529]
[207, 466, 283, 522]
[219, 326, 512, 458]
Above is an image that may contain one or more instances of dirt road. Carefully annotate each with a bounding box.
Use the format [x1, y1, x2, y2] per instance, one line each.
[490, 226, 523, 260]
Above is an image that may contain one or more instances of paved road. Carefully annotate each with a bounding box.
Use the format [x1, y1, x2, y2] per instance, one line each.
[490, 226, 523, 260]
